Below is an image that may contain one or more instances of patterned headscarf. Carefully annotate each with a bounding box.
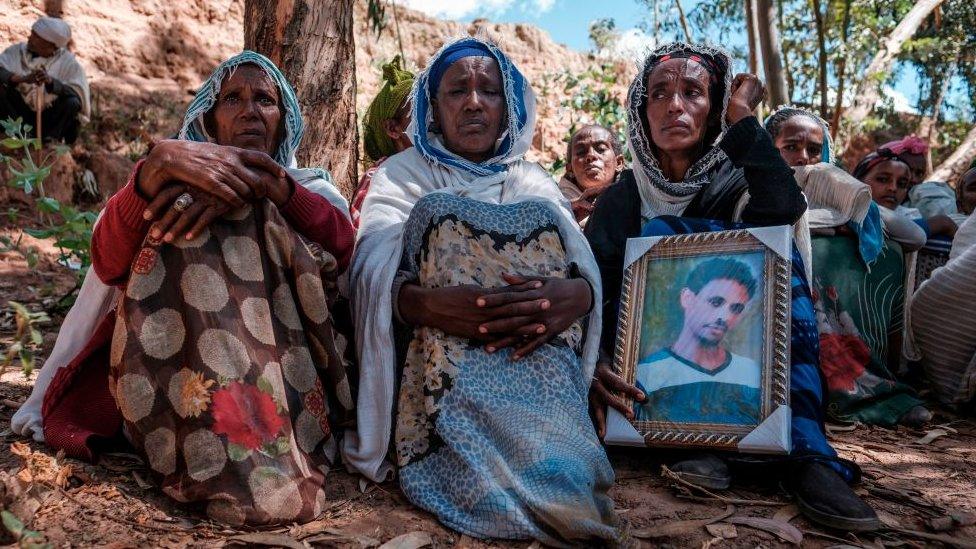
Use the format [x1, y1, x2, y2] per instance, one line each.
[363, 55, 415, 162]
[626, 42, 733, 220]
[879, 135, 929, 157]
[407, 37, 536, 178]
[763, 105, 834, 164]
[178, 51, 304, 167]
[851, 148, 907, 181]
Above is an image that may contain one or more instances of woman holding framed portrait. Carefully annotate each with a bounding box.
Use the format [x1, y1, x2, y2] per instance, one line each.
[584, 42, 880, 532]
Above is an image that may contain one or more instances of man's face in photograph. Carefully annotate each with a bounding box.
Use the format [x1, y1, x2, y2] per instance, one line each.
[679, 278, 751, 347]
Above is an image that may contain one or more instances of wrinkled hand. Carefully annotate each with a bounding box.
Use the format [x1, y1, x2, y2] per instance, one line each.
[143, 185, 233, 243]
[726, 73, 766, 125]
[398, 280, 550, 341]
[589, 361, 646, 439]
[479, 273, 593, 360]
[570, 185, 610, 222]
[137, 140, 291, 207]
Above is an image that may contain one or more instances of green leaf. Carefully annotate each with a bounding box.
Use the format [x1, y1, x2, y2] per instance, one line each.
[1, 138, 24, 150]
[24, 228, 55, 239]
[256, 376, 275, 397]
[1, 510, 43, 542]
[36, 197, 60, 214]
[227, 443, 252, 462]
[19, 348, 34, 377]
[29, 328, 42, 346]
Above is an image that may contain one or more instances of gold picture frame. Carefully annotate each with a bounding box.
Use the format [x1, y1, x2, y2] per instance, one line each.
[612, 228, 792, 452]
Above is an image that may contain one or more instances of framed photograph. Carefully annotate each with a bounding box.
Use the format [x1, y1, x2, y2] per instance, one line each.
[606, 226, 793, 454]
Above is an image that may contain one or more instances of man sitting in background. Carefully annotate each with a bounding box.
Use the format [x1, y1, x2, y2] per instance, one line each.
[0, 16, 89, 144]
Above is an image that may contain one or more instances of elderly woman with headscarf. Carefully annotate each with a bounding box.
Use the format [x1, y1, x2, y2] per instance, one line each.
[12, 52, 356, 525]
[764, 107, 930, 429]
[559, 124, 626, 225]
[350, 55, 415, 228]
[0, 16, 89, 143]
[584, 43, 879, 532]
[346, 37, 621, 545]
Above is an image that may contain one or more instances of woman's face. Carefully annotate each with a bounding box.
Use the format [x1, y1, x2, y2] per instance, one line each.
[644, 58, 712, 158]
[569, 126, 622, 190]
[211, 65, 282, 156]
[958, 169, 976, 215]
[774, 116, 824, 167]
[433, 56, 506, 163]
[863, 159, 911, 209]
[901, 152, 927, 187]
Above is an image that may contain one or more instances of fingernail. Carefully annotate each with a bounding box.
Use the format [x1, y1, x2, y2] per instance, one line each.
[533, 281, 542, 288]
[150, 228, 161, 239]
[143, 210, 152, 220]
[536, 325, 545, 334]
[636, 392, 645, 400]
[163, 233, 174, 242]
[185, 232, 194, 240]
[486, 346, 495, 353]
[478, 326, 487, 334]
[476, 298, 486, 307]
[540, 300, 550, 310]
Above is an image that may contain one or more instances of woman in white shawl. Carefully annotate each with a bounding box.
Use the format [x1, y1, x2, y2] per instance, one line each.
[346, 37, 621, 545]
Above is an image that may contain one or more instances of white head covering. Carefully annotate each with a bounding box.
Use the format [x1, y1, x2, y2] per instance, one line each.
[32, 17, 71, 49]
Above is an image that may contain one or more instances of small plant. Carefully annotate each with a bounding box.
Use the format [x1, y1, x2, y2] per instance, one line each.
[1, 301, 50, 379]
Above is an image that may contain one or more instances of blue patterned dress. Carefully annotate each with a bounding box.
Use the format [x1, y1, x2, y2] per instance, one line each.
[395, 193, 621, 546]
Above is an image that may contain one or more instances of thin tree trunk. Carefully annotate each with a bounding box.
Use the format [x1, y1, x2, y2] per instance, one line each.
[931, 125, 976, 185]
[745, 0, 759, 75]
[918, 74, 950, 174]
[674, 0, 692, 43]
[830, 0, 852, 139]
[841, 0, 944, 132]
[244, 0, 359, 197]
[810, 0, 828, 118]
[755, 0, 789, 107]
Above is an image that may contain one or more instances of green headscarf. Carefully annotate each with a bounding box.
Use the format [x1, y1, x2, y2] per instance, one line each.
[363, 55, 415, 162]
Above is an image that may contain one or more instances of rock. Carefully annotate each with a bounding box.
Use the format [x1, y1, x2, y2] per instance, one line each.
[44, 150, 79, 204]
[89, 151, 136, 198]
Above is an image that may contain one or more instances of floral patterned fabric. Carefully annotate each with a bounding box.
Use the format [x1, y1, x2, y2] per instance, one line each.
[396, 193, 621, 546]
[812, 235, 921, 426]
[111, 201, 355, 525]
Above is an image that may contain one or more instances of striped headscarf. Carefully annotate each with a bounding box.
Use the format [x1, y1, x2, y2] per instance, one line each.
[407, 37, 536, 178]
[178, 51, 304, 167]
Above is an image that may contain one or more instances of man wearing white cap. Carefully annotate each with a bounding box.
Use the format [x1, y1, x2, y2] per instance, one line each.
[0, 16, 90, 144]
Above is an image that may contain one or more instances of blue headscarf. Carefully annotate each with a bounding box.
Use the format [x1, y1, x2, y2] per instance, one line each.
[408, 37, 535, 178]
[178, 51, 304, 167]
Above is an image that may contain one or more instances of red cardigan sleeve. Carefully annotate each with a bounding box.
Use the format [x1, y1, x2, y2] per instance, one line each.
[91, 163, 152, 287]
[279, 184, 356, 273]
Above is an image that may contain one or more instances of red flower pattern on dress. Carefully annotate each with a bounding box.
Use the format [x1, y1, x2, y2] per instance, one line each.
[819, 334, 870, 393]
[826, 286, 839, 302]
[211, 381, 285, 450]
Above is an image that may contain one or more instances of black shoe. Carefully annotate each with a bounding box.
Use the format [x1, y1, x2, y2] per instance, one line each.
[789, 462, 881, 532]
[899, 405, 933, 428]
[670, 453, 731, 490]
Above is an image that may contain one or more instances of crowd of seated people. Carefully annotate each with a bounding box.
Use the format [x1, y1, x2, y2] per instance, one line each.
[8, 15, 976, 545]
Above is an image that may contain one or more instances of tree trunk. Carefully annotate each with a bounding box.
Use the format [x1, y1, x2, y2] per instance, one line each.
[930, 125, 976, 185]
[840, 0, 944, 133]
[745, 0, 759, 75]
[674, 0, 692, 43]
[755, 0, 789, 107]
[917, 75, 950, 174]
[244, 0, 359, 197]
[810, 0, 828, 118]
[829, 0, 852, 139]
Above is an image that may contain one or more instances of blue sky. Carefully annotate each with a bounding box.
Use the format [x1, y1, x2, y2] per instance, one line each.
[399, 0, 967, 118]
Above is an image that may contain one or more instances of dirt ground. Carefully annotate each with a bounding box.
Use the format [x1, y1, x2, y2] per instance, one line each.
[1, 223, 975, 548]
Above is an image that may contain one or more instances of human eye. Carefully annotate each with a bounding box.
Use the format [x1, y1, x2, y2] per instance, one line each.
[730, 303, 745, 314]
[708, 297, 724, 307]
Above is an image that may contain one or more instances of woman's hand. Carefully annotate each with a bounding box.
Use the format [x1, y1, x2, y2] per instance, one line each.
[136, 140, 291, 207]
[479, 273, 593, 360]
[726, 73, 766, 125]
[142, 185, 233, 242]
[398, 281, 548, 340]
[589, 362, 646, 439]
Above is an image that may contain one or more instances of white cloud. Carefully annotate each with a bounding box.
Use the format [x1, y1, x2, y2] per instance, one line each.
[611, 28, 656, 61]
[395, 0, 553, 20]
[396, 0, 513, 19]
[882, 85, 919, 114]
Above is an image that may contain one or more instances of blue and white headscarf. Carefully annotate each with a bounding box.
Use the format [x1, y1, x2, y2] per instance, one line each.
[178, 51, 304, 168]
[176, 51, 347, 214]
[407, 37, 536, 178]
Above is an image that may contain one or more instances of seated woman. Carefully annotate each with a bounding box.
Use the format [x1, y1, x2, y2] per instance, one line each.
[584, 43, 879, 532]
[15, 52, 356, 525]
[766, 107, 929, 428]
[346, 38, 621, 545]
[558, 124, 625, 225]
[351, 55, 414, 228]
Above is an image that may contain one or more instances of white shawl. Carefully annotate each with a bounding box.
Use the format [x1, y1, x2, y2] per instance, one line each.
[343, 147, 604, 482]
[0, 43, 90, 119]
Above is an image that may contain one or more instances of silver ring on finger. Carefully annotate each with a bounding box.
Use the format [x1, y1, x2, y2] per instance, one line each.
[173, 192, 194, 213]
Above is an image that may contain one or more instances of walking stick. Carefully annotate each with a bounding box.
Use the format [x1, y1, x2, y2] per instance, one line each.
[34, 83, 43, 150]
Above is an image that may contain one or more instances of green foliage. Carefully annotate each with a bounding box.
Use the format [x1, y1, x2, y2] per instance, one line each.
[366, 0, 388, 35]
[1, 117, 95, 288]
[2, 301, 50, 379]
[589, 18, 619, 54]
[1, 510, 50, 549]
